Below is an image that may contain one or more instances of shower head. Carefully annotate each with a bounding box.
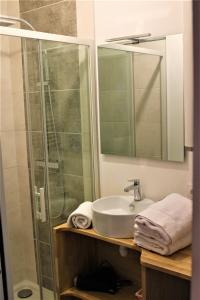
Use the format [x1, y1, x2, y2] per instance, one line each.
[0, 19, 16, 27]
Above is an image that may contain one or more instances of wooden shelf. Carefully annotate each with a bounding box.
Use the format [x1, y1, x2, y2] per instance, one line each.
[54, 223, 192, 300]
[54, 223, 192, 281]
[61, 286, 135, 300]
[54, 223, 140, 251]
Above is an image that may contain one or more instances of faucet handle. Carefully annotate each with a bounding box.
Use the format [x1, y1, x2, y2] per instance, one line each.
[128, 179, 140, 185]
[134, 179, 140, 186]
[128, 179, 134, 182]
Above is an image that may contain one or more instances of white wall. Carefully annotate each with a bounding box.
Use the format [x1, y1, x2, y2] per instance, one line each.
[76, 0, 193, 201]
[76, 0, 95, 39]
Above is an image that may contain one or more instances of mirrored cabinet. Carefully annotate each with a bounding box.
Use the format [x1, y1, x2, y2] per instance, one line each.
[98, 34, 184, 162]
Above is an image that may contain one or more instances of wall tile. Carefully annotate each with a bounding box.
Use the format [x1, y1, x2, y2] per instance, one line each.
[3, 167, 20, 214]
[1, 132, 17, 169]
[33, 166, 45, 189]
[39, 242, 52, 278]
[100, 90, 130, 123]
[27, 92, 42, 132]
[134, 88, 161, 123]
[46, 45, 79, 90]
[10, 37, 24, 94]
[15, 131, 29, 167]
[21, 1, 77, 36]
[25, 50, 40, 92]
[98, 48, 131, 91]
[42, 275, 53, 291]
[17, 166, 37, 284]
[48, 170, 65, 218]
[3, 167, 25, 284]
[19, 0, 62, 13]
[47, 132, 62, 163]
[100, 122, 133, 156]
[38, 220, 51, 244]
[46, 90, 81, 133]
[134, 53, 161, 90]
[31, 131, 45, 162]
[135, 121, 162, 159]
[13, 91, 26, 131]
[61, 133, 83, 176]
[0, 90, 15, 131]
[64, 174, 84, 202]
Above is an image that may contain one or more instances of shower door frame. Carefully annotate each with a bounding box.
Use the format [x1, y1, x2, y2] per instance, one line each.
[0, 27, 100, 192]
[0, 26, 100, 300]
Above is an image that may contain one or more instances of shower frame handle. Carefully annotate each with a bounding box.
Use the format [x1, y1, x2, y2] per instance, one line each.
[34, 186, 46, 223]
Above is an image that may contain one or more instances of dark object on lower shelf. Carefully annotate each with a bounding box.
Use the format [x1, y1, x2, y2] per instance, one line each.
[17, 289, 33, 298]
[74, 261, 120, 294]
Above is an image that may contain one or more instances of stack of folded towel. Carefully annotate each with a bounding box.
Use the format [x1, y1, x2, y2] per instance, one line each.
[67, 201, 93, 229]
[134, 193, 192, 255]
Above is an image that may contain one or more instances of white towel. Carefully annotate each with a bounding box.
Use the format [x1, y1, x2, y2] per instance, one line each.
[134, 193, 192, 255]
[67, 201, 93, 229]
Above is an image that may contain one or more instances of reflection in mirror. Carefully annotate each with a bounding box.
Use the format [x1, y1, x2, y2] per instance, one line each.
[98, 34, 184, 162]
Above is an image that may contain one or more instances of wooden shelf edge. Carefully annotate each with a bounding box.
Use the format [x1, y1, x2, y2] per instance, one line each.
[54, 224, 140, 251]
[141, 248, 192, 280]
[61, 287, 97, 300]
[60, 286, 136, 300]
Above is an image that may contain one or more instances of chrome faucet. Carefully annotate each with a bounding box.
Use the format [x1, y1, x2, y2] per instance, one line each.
[124, 179, 142, 201]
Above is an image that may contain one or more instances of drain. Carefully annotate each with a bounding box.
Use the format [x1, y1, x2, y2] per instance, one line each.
[17, 289, 33, 298]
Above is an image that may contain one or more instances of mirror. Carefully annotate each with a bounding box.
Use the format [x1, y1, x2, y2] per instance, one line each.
[98, 34, 184, 162]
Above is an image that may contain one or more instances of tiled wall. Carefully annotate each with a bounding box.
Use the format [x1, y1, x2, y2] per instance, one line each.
[98, 48, 134, 157]
[134, 52, 162, 160]
[19, 0, 77, 35]
[98, 47, 163, 160]
[23, 40, 88, 289]
[18, 0, 94, 291]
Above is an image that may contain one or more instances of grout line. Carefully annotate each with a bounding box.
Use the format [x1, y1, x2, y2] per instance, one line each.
[39, 240, 51, 246]
[63, 173, 83, 178]
[28, 130, 82, 135]
[20, 0, 67, 15]
[25, 89, 80, 94]
[135, 87, 161, 90]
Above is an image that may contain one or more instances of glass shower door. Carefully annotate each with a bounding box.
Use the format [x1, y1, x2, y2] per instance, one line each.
[22, 37, 94, 300]
[22, 37, 55, 300]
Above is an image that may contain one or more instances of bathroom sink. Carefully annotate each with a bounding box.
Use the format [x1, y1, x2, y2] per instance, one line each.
[92, 196, 154, 238]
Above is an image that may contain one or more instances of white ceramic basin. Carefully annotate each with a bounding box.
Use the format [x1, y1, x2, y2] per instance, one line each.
[92, 196, 154, 238]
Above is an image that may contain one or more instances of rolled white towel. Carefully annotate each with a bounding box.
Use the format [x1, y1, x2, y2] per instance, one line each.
[134, 193, 192, 255]
[67, 201, 93, 229]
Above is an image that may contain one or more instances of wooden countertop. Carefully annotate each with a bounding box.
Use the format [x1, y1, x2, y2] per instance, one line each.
[54, 223, 140, 251]
[54, 224, 192, 281]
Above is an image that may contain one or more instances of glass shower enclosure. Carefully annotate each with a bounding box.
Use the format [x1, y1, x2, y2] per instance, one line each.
[0, 27, 98, 300]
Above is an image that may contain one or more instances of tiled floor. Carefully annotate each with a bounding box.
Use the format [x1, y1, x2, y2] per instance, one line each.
[14, 280, 54, 300]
